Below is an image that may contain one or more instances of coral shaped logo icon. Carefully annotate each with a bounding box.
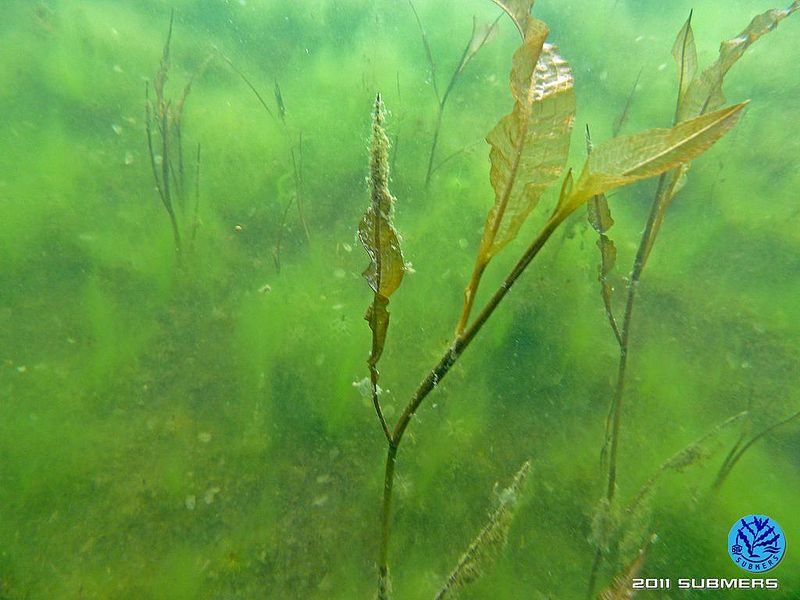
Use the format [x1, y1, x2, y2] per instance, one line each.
[728, 514, 786, 572]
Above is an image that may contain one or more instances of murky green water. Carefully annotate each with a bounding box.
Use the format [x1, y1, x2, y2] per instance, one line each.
[1, 1, 798, 598]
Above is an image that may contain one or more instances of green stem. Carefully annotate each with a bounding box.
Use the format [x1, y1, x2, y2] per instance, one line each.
[378, 442, 398, 600]
[424, 105, 444, 188]
[377, 215, 562, 595]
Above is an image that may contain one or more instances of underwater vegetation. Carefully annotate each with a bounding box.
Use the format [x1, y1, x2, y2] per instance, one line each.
[359, 1, 797, 597]
[0, 0, 798, 599]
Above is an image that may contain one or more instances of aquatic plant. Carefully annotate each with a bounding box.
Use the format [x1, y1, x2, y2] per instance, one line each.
[223, 54, 308, 271]
[408, 1, 500, 188]
[714, 408, 800, 490]
[358, 1, 748, 596]
[145, 11, 208, 256]
[587, 3, 799, 593]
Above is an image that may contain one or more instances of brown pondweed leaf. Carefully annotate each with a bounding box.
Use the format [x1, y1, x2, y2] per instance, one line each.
[677, 1, 799, 122]
[641, 3, 799, 264]
[586, 128, 621, 344]
[457, 18, 575, 332]
[672, 10, 697, 114]
[491, 0, 534, 39]
[358, 95, 406, 368]
[483, 35, 575, 261]
[557, 102, 747, 217]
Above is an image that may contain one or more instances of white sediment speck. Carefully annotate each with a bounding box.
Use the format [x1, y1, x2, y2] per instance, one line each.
[204, 487, 221, 504]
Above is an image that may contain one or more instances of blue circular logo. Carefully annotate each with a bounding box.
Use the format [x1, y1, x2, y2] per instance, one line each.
[728, 515, 786, 572]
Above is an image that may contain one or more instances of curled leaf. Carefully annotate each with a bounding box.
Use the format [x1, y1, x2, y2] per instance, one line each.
[677, 2, 799, 121]
[586, 127, 620, 344]
[358, 95, 406, 367]
[639, 4, 798, 267]
[588, 194, 620, 343]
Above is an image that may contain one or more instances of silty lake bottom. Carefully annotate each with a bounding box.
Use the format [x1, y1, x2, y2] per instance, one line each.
[1, 0, 799, 598]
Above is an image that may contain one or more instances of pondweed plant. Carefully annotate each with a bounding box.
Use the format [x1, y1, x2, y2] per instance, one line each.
[145, 11, 208, 256]
[357, 1, 753, 597]
[587, 3, 798, 594]
[146, 12, 306, 266]
[408, 0, 500, 188]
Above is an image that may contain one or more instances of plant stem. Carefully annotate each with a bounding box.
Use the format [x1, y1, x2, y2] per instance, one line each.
[713, 409, 800, 490]
[378, 441, 398, 600]
[603, 172, 670, 503]
[377, 214, 561, 594]
[191, 143, 201, 244]
[424, 106, 444, 188]
[371, 366, 392, 443]
[589, 173, 671, 598]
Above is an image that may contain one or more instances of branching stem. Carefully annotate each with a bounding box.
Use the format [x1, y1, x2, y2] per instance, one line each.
[377, 214, 561, 593]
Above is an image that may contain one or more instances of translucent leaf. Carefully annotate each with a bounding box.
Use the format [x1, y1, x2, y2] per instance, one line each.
[457, 18, 575, 333]
[677, 2, 799, 122]
[643, 4, 798, 266]
[490, 0, 534, 39]
[458, 16, 500, 77]
[481, 25, 576, 261]
[562, 102, 746, 213]
[672, 11, 697, 107]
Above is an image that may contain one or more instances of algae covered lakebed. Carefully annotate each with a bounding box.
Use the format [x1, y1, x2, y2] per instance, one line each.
[1, 1, 799, 598]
